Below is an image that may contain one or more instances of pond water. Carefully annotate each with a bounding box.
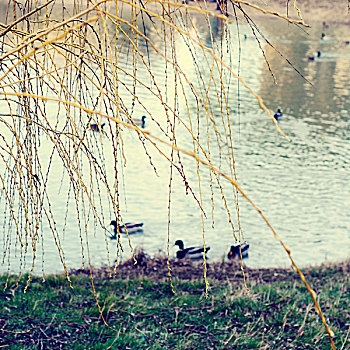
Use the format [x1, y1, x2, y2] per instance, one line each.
[0, 14, 349, 274]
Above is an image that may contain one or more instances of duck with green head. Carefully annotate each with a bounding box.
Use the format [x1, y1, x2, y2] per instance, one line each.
[173, 240, 210, 259]
[109, 220, 144, 239]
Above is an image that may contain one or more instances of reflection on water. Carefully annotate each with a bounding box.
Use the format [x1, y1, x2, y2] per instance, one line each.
[239, 19, 350, 267]
[1, 15, 349, 274]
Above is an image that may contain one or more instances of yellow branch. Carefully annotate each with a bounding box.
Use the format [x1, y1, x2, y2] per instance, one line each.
[231, 0, 309, 27]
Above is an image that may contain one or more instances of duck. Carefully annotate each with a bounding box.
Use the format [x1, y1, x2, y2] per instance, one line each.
[307, 51, 321, 62]
[130, 115, 146, 128]
[227, 242, 249, 259]
[90, 123, 105, 132]
[321, 33, 332, 41]
[109, 220, 144, 238]
[273, 108, 283, 121]
[173, 240, 210, 259]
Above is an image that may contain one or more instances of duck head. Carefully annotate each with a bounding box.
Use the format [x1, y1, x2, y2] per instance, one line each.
[228, 245, 239, 259]
[174, 240, 184, 250]
[110, 220, 118, 227]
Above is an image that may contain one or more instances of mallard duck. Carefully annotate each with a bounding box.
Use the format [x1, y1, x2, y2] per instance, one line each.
[307, 51, 321, 62]
[90, 123, 105, 132]
[273, 108, 283, 121]
[227, 242, 249, 259]
[173, 240, 210, 259]
[130, 116, 146, 128]
[109, 220, 144, 238]
[321, 33, 332, 41]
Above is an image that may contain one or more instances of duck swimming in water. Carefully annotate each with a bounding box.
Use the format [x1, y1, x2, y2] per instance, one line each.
[227, 242, 249, 259]
[307, 51, 321, 62]
[321, 33, 332, 41]
[273, 108, 283, 121]
[130, 115, 146, 128]
[90, 123, 105, 132]
[173, 240, 210, 259]
[109, 220, 144, 238]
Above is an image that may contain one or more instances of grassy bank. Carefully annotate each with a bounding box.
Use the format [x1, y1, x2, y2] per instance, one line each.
[0, 256, 349, 349]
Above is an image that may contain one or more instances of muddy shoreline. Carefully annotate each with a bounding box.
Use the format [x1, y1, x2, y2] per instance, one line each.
[71, 251, 350, 287]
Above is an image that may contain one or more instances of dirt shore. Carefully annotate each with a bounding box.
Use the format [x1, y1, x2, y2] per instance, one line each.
[71, 251, 350, 288]
[2, 255, 349, 349]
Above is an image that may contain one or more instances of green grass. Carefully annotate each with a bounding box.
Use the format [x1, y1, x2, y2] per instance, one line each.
[0, 261, 349, 349]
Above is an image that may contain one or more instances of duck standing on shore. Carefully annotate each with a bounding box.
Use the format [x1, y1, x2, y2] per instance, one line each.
[227, 242, 249, 259]
[173, 240, 210, 259]
[109, 220, 144, 238]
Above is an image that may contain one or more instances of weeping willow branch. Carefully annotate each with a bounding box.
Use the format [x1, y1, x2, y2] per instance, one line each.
[0, 0, 336, 348]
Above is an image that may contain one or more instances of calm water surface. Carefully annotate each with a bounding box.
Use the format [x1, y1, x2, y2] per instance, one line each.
[1, 17, 349, 274]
